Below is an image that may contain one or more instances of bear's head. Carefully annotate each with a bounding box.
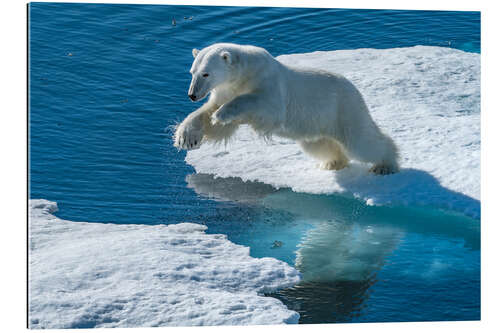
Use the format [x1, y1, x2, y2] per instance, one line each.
[188, 44, 237, 102]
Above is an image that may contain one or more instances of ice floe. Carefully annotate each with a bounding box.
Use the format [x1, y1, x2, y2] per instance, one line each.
[28, 199, 300, 328]
[186, 46, 480, 218]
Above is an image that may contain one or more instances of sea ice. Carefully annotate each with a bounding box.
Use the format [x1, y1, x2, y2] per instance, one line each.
[28, 199, 300, 328]
[186, 46, 480, 218]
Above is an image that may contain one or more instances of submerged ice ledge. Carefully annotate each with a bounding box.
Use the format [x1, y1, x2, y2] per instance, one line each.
[186, 46, 480, 219]
[28, 199, 300, 328]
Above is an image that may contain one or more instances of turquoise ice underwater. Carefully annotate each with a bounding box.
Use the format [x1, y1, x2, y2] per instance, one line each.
[28, 3, 480, 328]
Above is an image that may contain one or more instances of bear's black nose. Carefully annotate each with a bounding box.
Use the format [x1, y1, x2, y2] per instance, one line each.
[188, 94, 196, 101]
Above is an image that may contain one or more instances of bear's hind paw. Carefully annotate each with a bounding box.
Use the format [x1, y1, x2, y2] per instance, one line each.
[319, 160, 348, 171]
[369, 164, 397, 175]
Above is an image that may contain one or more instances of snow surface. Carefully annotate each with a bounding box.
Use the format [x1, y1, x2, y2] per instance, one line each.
[186, 46, 480, 218]
[28, 199, 300, 328]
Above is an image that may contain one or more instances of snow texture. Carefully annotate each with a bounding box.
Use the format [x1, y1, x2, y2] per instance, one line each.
[28, 199, 300, 328]
[186, 46, 480, 218]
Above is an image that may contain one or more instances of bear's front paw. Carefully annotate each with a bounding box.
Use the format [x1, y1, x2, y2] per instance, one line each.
[174, 122, 204, 151]
[211, 104, 237, 126]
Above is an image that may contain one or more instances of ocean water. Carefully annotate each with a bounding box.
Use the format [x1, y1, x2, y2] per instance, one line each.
[28, 3, 480, 325]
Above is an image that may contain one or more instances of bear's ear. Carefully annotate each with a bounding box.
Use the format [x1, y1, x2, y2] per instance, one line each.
[221, 51, 233, 65]
[192, 48, 200, 58]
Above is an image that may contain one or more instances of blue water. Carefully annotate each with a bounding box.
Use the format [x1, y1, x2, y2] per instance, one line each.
[28, 3, 480, 325]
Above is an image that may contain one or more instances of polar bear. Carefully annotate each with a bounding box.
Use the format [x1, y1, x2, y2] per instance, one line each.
[174, 43, 399, 174]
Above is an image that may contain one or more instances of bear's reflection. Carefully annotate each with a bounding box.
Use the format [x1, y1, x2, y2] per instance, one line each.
[295, 220, 401, 282]
[186, 173, 400, 322]
[186, 173, 479, 250]
[276, 220, 401, 323]
[185, 173, 479, 323]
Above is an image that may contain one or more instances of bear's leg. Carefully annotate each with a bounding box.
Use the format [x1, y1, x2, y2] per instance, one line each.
[211, 93, 278, 127]
[341, 127, 399, 175]
[174, 107, 208, 150]
[299, 138, 349, 170]
[201, 111, 239, 143]
[174, 101, 242, 150]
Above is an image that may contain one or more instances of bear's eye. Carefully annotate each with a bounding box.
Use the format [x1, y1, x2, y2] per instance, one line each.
[202, 73, 209, 78]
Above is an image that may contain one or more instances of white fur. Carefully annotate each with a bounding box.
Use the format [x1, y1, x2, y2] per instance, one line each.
[174, 43, 399, 174]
